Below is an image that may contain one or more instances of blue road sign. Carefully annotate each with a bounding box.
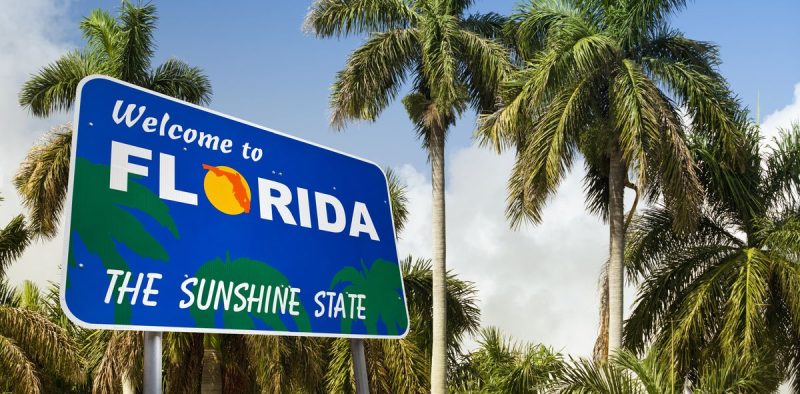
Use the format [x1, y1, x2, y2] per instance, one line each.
[61, 75, 409, 338]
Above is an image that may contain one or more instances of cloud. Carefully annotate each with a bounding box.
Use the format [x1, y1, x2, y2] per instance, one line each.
[0, 0, 72, 287]
[761, 82, 800, 146]
[396, 146, 612, 357]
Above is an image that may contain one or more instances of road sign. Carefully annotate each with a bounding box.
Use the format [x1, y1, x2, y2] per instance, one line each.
[61, 75, 409, 338]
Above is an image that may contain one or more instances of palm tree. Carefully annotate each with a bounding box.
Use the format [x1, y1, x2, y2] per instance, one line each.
[16, 1, 211, 238]
[0, 200, 84, 393]
[624, 124, 800, 388]
[557, 349, 779, 393]
[450, 327, 563, 393]
[305, 2, 510, 390]
[477, 0, 740, 355]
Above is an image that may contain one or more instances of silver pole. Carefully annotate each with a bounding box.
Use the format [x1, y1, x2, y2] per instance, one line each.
[143, 331, 163, 394]
[350, 338, 369, 394]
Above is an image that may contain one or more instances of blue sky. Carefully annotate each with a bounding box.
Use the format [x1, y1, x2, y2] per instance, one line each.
[2, 0, 799, 356]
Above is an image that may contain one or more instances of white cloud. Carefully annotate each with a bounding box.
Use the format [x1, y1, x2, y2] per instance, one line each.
[397, 146, 612, 357]
[0, 0, 73, 287]
[761, 82, 800, 147]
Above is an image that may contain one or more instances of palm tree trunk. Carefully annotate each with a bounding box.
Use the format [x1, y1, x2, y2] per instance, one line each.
[429, 126, 448, 394]
[592, 262, 609, 361]
[201, 348, 222, 394]
[607, 144, 626, 353]
[121, 376, 135, 394]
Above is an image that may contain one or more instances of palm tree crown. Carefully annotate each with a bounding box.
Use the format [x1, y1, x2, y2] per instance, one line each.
[16, 1, 212, 238]
[625, 124, 800, 389]
[305, 0, 510, 133]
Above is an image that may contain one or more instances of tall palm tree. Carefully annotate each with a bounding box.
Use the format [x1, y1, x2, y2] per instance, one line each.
[0, 201, 84, 393]
[477, 0, 740, 355]
[16, 1, 211, 238]
[304, 2, 509, 389]
[624, 124, 800, 388]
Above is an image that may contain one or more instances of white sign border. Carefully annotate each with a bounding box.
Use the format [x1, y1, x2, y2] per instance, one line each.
[60, 75, 410, 339]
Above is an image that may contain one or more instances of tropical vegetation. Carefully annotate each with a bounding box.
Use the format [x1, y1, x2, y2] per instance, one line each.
[624, 124, 800, 390]
[2, 0, 798, 393]
[476, 0, 741, 359]
[0, 199, 83, 393]
[304, 1, 510, 391]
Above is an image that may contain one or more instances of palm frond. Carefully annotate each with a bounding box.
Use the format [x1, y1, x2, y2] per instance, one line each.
[456, 28, 512, 111]
[79, 8, 121, 61]
[503, 343, 564, 393]
[304, 0, 416, 37]
[147, 58, 212, 105]
[163, 332, 203, 393]
[556, 356, 643, 394]
[13, 125, 73, 238]
[379, 337, 430, 393]
[330, 28, 418, 129]
[385, 167, 409, 236]
[419, 16, 463, 111]
[764, 123, 800, 210]
[611, 0, 687, 50]
[460, 12, 507, 40]
[401, 256, 481, 363]
[92, 331, 142, 394]
[14, 281, 42, 312]
[640, 28, 719, 75]
[642, 55, 740, 154]
[719, 249, 770, 355]
[0, 215, 30, 276]
[18, 51, 103, 117]
[510, 0, 592, 60]
[505, 72, 596, 227]
[0, 306, 83, 385]
[247, 335, 327, 393]
[691, 128, 763, 228]
[117, 1, 157, 84]
[0, 334, 41, 394]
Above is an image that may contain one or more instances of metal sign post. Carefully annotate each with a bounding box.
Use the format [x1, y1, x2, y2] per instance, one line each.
[143, 331, 162, 394]
[350, 338, 369, 394]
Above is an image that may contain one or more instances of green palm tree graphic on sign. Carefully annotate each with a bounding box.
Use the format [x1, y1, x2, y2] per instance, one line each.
[189, 256, 312, 332]
[331, 259, 408, 335]
[70, 158, 178, 324]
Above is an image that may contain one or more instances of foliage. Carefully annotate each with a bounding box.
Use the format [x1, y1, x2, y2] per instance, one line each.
[0, 279, 83, 394]
[15, 1, 211, 238]
[556, 349, 780, 393]
[624, 124, 800, 389]
[386, 167, 410, 236]
[323, 256, 481, 393]
[451, 327, 564, 393]
[401, 256, 481, 366]
[305, 0, 511, 135]
[477, 0, 739, 229]
[306, 1, 511, 389]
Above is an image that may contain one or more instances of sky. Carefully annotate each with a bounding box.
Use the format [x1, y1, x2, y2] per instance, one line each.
[1, 0, 799, 358]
